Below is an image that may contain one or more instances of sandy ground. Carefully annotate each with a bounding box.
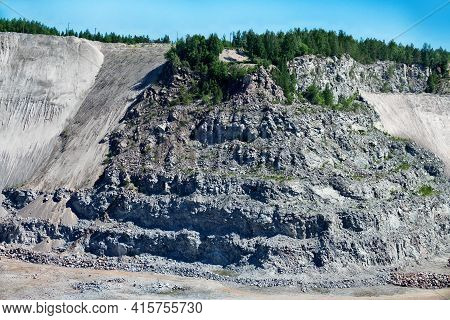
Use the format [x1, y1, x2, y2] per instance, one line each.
[0, 257, 448, 300]
[219, 49, 249, 63]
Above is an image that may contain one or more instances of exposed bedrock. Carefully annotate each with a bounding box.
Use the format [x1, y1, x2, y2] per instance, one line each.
[289, 54, 430, 99]
[57, 98, 450, 270]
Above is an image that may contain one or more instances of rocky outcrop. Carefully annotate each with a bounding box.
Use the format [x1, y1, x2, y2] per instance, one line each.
[232, 66, 285, 104]
[4, 93, 449, 272]
[290, 54, 429, 99]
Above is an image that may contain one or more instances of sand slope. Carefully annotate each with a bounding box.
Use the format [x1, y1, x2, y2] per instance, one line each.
[0, 33, 103, 189]
[362, 92, 450, 175]
[0, 33, 169, 191]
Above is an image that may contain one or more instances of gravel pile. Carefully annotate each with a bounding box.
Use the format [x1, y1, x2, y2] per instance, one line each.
[72, 278, 126, 293]
[0, 245, 389, 291]
[389, 272, 450, 289]
[137, 281, 186, 294]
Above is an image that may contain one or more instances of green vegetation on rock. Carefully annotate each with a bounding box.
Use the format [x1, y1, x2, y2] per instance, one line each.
[3, 18, 448, 102]
[417, 185, 437, 196]
[302, 85, 360, 111]
[395, 162, 411, 171]
[166, 34, 255, 104]
[233, 29, 449, 71]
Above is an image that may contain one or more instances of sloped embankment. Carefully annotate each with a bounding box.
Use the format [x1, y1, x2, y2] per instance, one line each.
[361, 93, 450, 175]
[0, 32, 169, 191]
[0, 33, 103, 189]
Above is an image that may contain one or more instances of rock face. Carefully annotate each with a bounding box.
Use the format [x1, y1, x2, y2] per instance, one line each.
[290, 54, 429, 99]
[0, 33, 449, 281]
[4, 83, 449, 273]
[58, 95, 449, 271]
[233, 66, 285, 104]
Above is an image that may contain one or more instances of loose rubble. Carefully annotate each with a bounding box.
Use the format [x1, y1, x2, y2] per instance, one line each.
[389, 273, 450, 289]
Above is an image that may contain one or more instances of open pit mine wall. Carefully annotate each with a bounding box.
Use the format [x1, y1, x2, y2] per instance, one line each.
[290, 54, 450, 175]
[0, 32, 448, 194]
[0, 32, 169, 191]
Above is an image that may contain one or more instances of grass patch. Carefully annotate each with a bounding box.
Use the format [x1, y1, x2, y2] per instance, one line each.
[395, 162, 410, 171]
[212, 269, 239, 277]
[351, 174, 365, 181]
[417, 185, 437, 197]
[390, 135, 410, 142]
[261, 174, 294, 183]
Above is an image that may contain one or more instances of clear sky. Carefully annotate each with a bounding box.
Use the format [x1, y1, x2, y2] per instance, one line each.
[1, 0, 449, 49]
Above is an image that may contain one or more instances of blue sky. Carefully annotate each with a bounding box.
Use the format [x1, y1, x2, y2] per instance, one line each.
[1, 0, 449, 49]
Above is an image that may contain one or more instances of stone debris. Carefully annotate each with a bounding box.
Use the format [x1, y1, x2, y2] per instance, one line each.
[0, 245, 388, 290]
[137, 281, 186, 294]
[72, 281, 108, 293]
[389, 272, 450, 289]
[72, 278, 126, 293]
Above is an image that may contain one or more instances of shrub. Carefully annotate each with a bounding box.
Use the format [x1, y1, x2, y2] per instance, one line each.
[304, 84, 324, 105]
[417, 185, 436, 196]
[166, 34, 253, 104]
[322, 85, 334, 106]
[272, 65, 297, 104]
[395, 162, 411, 171]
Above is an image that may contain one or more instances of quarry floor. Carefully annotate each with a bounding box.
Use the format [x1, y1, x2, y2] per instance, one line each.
[0, 257, 448, 300]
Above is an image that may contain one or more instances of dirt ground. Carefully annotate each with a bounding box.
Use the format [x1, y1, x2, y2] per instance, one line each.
[0, 257, 448, 300]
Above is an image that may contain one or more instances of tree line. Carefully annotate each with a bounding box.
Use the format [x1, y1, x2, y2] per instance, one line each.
[229, 29, 449, 99]
[167, 28, 449, 104]
[0, 18, 170, 44]
[231, 29, 449, 72]
[2, 18, 448, 100]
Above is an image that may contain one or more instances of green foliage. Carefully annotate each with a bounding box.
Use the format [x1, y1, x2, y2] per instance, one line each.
[336, 94, 357, 110]
[166, 34, 253, 104]
[425, 73, 440, 93]
[271, 65, 297, 104]
[304, 84, 324, 105]
[233, 29, 449, 74]
[177, 87, 194, 105]
[3, 18, 448, 70]
[322, 85, 334, 106]
[303, 87, 361, 111]
[395, 162, 411, 171]
[0, 18, 170, 44]
[381, 82, 390, 93]
[387, 65, 395, 79]
[7, 18, 448, 104]
[232, 28, 450, 100]
[417, 185, 436, 197]
[0, 18, 59, 35]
